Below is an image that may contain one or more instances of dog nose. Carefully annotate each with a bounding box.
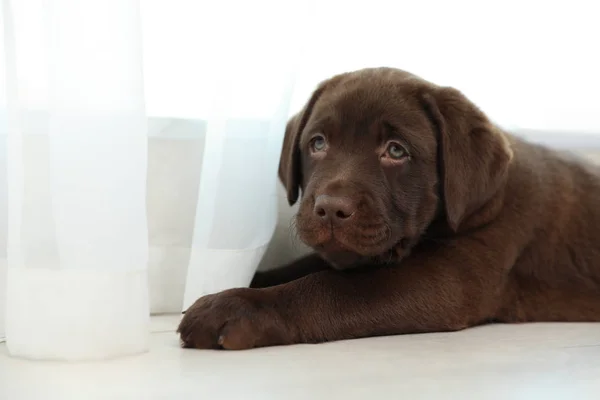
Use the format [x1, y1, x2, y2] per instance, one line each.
[313, 195, 356, 224]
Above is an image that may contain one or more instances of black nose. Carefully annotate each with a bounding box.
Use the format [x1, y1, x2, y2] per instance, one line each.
[313, 195, 356, 224]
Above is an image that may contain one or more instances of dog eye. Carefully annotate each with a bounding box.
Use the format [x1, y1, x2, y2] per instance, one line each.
[310, 135, 327, 152]
[385, 142, 407, 160]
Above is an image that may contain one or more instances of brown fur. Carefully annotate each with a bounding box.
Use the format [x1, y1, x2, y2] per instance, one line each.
[178, 67, 600, 350]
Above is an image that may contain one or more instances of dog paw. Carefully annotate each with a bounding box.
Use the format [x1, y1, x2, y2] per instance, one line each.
[177, 288, 290, 350]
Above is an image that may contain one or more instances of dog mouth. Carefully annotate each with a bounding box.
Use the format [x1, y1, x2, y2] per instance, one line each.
[295, 209, 409, 269]
[312, 235, 403, 270]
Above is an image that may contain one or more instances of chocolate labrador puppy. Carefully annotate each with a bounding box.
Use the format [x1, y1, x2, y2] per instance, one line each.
[178, 67, 600, 350]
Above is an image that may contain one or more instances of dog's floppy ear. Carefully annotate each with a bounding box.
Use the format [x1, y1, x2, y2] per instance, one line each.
[278, 112, 302, 205]
[422, 87, 513, 231]
[279, 82, 328, 205]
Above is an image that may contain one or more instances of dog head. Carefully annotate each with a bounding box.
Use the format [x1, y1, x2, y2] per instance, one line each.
[280, 68, 512, 269]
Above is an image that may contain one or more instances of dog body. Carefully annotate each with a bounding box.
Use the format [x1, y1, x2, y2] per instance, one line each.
[490, 137, 600, 322]
[178, 68, 600, 350]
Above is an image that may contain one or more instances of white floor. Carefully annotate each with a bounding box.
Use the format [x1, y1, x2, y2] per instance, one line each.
[1, 315, 600, 400]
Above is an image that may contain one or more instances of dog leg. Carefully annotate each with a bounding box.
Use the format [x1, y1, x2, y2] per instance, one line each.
[178, 240, 510, 349]
[250, 253, 330, 288]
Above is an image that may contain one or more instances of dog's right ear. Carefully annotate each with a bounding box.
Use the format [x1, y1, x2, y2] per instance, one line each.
[279, 82, 328, 205]
[421, 86, 513, 231]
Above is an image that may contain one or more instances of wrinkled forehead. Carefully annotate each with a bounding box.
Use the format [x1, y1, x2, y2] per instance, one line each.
[304, 81, 437, 157]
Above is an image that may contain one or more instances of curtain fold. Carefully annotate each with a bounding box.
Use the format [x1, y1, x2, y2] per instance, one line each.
[140, 0, 300, 312]
[3, 0, 149, 360]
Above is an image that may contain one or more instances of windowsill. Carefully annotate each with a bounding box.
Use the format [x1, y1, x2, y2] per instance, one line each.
[512, 129, 600, 150]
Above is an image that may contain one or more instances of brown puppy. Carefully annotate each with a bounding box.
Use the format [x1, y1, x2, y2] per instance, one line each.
[178, 67, 600, 350]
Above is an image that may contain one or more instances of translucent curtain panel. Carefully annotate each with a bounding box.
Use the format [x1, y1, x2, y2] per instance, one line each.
[174, 0, 299, 310]
[134, 0, 301, 312]
[3, 0, 149, 360]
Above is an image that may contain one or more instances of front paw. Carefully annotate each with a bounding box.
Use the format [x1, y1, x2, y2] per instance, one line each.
[177, 288, 292, 350]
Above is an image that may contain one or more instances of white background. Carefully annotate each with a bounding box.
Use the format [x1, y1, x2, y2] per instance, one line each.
[3, 0, 600, 135]
[140, 0, 600, 137]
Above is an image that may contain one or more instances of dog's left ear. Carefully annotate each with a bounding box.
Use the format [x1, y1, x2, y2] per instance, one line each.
[279, 82, 329, 205]
[422, 86, 513, 232]
[278, 112, 302, 205]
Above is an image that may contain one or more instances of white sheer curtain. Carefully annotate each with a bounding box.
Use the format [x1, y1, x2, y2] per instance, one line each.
[2, 0, 149, 359]
[139, 0, 299, 313]
[0, 0, 300, 359]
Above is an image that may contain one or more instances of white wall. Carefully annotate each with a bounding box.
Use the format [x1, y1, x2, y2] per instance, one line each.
[140, 0, 600, 135]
